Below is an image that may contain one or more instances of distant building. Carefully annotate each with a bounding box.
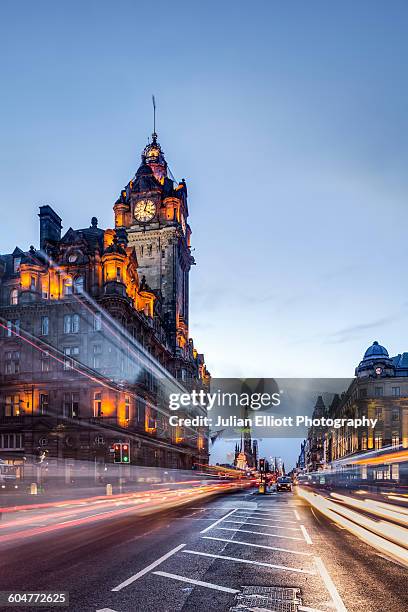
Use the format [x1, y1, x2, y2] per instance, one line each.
[0, 131, 210, 479]
[302, 341, 408, 473]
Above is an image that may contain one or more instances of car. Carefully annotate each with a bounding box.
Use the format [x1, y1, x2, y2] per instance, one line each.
[276, 476, 292, 492]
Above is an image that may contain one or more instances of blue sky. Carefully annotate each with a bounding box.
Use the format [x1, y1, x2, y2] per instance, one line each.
[1, 1, 408, 467]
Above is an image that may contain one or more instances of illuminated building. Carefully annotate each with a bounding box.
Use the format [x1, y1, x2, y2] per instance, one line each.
[303, 341, 408, 475]
[0, 132, 210, 478]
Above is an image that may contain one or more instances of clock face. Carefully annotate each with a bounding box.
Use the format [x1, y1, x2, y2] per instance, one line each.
[134, 199, 156, 222]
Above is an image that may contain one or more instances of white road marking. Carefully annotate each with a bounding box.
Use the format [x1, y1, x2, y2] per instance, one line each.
[294, 510, 301, 520]
[182, 549, 316, 575]
[301, 524, 313, 545]
[224, 520, 300, 531]
[216, 527, 304, 540]
[96, 609, 119, 612]
[202, 536, 312, 556]
[314, 556, 347, 612]
[111, 543, 186, 592]
[153, 571, 240, 593]
[298, 606, 325, 612]
[200, 508, 237, 534]
[234, 514, 298, 524]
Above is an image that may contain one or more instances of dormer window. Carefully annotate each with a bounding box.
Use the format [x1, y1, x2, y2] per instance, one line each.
[13, 258, 21, 273]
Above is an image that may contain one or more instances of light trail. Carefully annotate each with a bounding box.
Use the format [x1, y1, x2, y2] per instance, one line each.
[298, 488, 408, 567]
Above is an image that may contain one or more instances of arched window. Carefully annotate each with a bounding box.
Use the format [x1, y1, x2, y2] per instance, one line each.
[63, 276, 73, 296]
[10, 288, 18, 305]
[74, 275, 85, 294]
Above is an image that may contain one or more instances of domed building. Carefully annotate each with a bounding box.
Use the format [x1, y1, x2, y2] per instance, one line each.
[306, 340, 408, 483]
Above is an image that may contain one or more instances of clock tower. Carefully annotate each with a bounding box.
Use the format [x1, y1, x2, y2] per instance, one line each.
[113, 133, 193, 361]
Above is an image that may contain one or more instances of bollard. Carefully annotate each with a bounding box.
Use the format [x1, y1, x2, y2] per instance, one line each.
[30, 483, 38, 495]
[106, 483, 112, 496]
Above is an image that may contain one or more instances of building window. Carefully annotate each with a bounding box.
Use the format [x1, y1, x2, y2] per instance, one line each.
[375, 406, 382, 418]
[4, 351, 20, 375]
[30, 276, 36, 291]
[125, 396, 130, 421]
[392, 435, 400, 448]
[93, 312, 102, 331]
[13, 257, 21, 273]
[41, 351, 50, 372]
[10, 288, 18, 305]
[41, 316, 49, 336]
[391, 464, 400, 481]
[74, 276, 85, 294]
[93, 392, 102, 417]
[64, 314, 80, 334]
[392, 387, 400, 397]
[374, 435, 382, 450]
[359, 388, 367, 398]
[93, 344, 102, 369]
[0, 433, 23, 450]
[361, 436, 367, 450]
[392, 409, 399, 421]
[116, 267, 121, 282]
[63, 392, 80, 418]
[6, 319, 20, 337]
[39, 393, 49, 415]
[374, 387, 383, 397]
[63, 346, 79, 370]
[63, 276, 73, 296]
[5, 395, 20, 417]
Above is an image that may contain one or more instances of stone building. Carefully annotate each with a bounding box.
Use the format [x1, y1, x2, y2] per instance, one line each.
[302, 341, 408, 474]
[0, 132, 210, 481]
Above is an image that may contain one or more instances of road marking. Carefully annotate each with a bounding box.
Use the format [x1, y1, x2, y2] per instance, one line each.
[200, 508, 237, 534]
[153, 571, 240, 593]
[294, 510, 301, 520]
[224, 520, 301, 531]
[314, 557, 347, 612]
[298, 607, 325, 612]
[301, 525, 313, 545]
[216, 527, 303, 540]
[96, 609, 119, 612]
[202, 536, 312, 556]
[234, 514, 299, 524]
[182, 550, 316, 575]
[111, 543, 186, 592]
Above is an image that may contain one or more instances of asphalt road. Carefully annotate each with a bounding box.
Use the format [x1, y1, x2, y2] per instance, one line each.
[0, 488, 407, 612]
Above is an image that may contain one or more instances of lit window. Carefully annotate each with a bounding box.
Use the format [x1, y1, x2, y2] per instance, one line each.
[63, 276, 73, 296]
[361, 436, 367, 450]
[116, 267, 121, 282]
[30, 276, 36, 291]
[125, 396, 130, 420]
[10, 288, 18, 305]
[13, 258, 21, 273]
[392, 435, 400, 448]
[374, 435, 382, 450]
[5, 395, 20, 417]
[93, 392, 102, 417]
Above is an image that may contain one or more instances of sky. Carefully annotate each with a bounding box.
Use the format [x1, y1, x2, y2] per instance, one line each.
[1, 1, 408, 467]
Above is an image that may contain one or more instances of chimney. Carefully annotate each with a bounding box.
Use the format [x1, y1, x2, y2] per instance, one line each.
[38, 205, 62, 250]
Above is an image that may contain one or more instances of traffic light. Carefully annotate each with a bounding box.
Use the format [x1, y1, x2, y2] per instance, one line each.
[113, 443, 122, 463]
[121, 443, 130, 463]
[259, 458, 265, 473]
[113, 442, 130, 463]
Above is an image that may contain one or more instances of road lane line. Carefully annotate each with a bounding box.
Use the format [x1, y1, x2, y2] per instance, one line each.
[200, 508, 237, 534]
[294, 510, 301, 520]
[182, 550, 316, 575]
[301, 525, 313, 545]
[314, 557, 347, 612]
[202, 536, 312, 556]
[223, 520, 301, 531]
[216, 527, 303, 540]
[111, 543, 186, 592]
[153, 571, 240, 593]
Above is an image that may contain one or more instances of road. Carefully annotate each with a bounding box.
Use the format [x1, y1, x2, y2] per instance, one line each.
[0, 487, 407, 612]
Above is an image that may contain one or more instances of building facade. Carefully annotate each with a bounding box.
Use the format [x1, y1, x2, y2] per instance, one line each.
[301, 341, 408, 473]
[0, 132, 210, 481]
